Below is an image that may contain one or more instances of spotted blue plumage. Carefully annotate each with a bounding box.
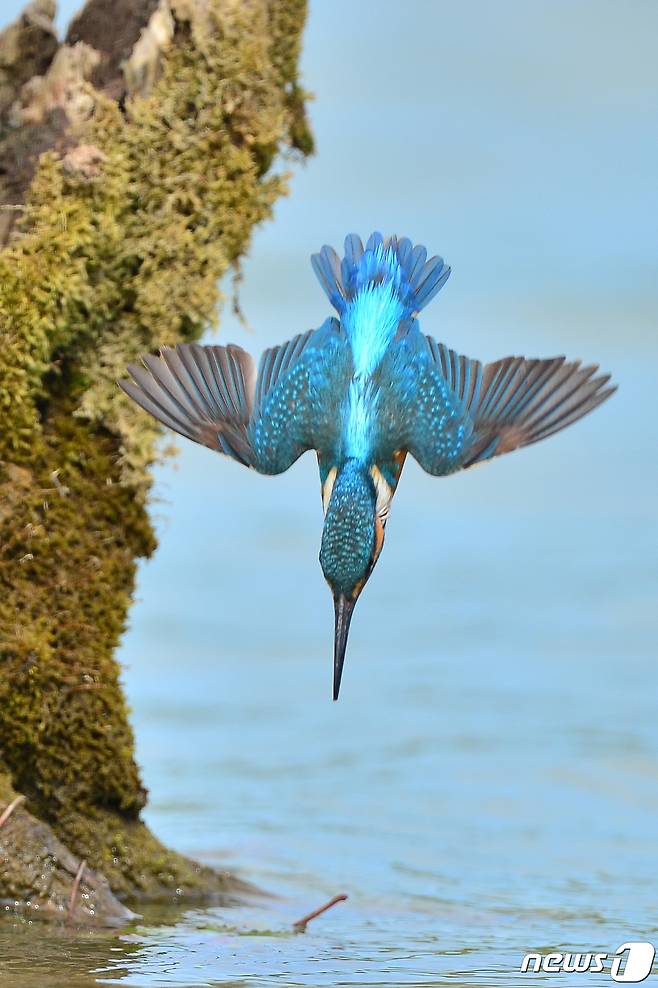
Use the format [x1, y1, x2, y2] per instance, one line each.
[249, 317, 350, 474]
[319, 461, 375, 595]
[308, 234, 455, 473]
[121, 231, 615, 699]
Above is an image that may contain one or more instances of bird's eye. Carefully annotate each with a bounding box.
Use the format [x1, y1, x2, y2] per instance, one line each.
[322, 466, 338, 514]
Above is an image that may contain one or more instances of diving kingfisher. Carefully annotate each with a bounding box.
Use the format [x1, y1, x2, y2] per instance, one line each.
[120, 233, 615, 699]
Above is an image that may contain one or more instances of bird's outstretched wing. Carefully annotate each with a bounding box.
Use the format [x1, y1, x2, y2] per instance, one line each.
[120, 318, 350, 474]
[120, 343, 256, 466]
[406, 337, 616, 476]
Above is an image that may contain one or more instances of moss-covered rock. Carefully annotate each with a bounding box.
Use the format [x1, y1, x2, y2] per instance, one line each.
[0, 0, 311, 915]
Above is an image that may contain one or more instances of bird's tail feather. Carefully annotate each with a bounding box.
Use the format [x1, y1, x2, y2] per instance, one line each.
[311, 232, 450, 315]
[119, 342, 255, 465]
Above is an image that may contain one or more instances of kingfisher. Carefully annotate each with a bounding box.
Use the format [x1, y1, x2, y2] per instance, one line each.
[120, 233, 615, 699]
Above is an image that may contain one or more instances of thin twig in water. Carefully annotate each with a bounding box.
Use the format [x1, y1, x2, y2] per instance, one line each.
[66, 859, 87, 926]
[292, 893, 347, 933]
[0, 794, 25, 828]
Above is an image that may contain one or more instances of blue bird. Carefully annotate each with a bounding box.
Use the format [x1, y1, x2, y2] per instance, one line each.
[120, 233, 615, 699]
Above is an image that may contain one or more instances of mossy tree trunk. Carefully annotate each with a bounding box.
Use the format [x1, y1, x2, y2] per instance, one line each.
[0, 0, 311, 924]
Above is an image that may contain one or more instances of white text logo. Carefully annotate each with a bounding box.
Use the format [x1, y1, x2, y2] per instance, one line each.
[520, 942, 655, 982]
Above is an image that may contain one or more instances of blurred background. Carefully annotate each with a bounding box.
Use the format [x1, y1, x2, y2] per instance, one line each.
[3, 1, 658, 985]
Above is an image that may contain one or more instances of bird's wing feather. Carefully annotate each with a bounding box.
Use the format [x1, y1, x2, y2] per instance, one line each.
[120, 342, 256, 466]
[405, 336, 615, 475]
[255, 329, 316, 408]
[250, 317, 351, 473]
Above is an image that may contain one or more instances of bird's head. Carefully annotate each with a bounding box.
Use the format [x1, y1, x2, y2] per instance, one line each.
[319, 459, 385, 700]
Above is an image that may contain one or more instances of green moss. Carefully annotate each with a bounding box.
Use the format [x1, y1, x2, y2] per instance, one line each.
[0, 0, 311, 900]
[0, 400, 150, 820]
[0, 0, 314, 480]
[267, 0, 315, 156]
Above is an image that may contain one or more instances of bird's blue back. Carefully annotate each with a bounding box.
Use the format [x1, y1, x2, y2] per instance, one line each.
[250, 232, 454, 478]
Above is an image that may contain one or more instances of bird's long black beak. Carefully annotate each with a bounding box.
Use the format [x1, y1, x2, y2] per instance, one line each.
[333, 594, 356, 701]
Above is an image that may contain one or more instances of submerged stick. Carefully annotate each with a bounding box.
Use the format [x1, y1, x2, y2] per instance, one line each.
[292, 893, 348, 933]
[66, 859, 87, 926]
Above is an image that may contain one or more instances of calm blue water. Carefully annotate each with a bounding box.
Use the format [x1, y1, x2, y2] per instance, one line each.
[2, 1, 658, 985]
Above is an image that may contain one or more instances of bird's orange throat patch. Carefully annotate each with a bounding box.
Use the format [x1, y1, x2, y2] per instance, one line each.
[373, 515, 385, 563]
